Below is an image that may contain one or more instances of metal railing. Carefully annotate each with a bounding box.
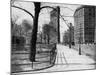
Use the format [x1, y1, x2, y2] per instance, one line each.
[50, 43, 57, 65]
[11, 43, 57, 74]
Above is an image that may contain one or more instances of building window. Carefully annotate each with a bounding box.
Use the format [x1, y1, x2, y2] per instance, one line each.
[89, 12, 92, 16]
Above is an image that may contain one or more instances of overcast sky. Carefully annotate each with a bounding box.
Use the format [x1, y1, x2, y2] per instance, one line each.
[11, 1, 81, 42]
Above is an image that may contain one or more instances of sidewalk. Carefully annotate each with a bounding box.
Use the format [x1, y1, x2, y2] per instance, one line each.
[72, 44, 96, 60]
[33, 44, 95, 73]
[56, 44, 95, 65]
[13, 44, 96, 74]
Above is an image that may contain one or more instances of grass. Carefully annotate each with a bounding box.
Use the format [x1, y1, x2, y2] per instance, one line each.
[11, 43, 56, 73]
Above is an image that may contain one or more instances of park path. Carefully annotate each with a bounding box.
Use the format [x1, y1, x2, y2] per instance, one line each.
[13, 44, 96, 75]
[33, 44, 95, 73]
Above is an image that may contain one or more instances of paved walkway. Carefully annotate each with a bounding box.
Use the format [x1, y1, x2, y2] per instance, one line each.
[14, 44, 96, 74]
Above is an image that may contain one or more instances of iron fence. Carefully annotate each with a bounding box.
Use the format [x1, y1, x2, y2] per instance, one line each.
[11, 43, 57, 74]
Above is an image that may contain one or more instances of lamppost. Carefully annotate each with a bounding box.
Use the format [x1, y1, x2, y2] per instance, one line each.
[69, 23, 72, 48]
[57, 6, 60, 43]
[79, 37, 81, 55]
[79, 23, 81, 55]
[40, 32, 42, 44]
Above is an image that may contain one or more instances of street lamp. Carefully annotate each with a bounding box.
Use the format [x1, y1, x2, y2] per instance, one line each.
[79, 23, 82, 55]
[79, 37, 81, 55]
[69, 23, 72, 48]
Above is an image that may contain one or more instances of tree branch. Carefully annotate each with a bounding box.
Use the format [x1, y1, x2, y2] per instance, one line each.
[40, 6, 57, 11]
[12, 5, 34, 19]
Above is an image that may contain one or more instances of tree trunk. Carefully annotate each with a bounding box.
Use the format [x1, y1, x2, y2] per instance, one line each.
[30, 2, 41, 62]
[47, 34, 50, 44]
[44, 34, 46, 44]
[40, 33, 42, 44]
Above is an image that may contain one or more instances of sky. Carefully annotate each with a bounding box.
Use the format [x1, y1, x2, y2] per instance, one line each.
[11, 1, 81, 42]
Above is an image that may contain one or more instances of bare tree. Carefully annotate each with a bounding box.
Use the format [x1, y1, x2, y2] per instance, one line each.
[22, 19, 32, 36]
[42, 24, 57, 44]
[42, 24, 51, 44]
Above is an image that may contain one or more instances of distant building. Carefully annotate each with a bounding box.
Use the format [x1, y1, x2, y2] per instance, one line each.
[74, 5, 96, 44]
[63, 24, 74, 45]
[70, 24, 74, 45]
[49, 7, 58, 43]
[49, 7, 58, 31]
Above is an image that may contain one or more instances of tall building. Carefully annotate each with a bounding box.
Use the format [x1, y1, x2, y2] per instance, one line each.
[49, 7, 58, 32]
[49, 7, 59, 43]
[74, 5, 96, 44]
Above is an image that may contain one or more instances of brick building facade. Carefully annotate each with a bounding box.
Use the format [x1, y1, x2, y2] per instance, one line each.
[74, 5, 96, 44]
